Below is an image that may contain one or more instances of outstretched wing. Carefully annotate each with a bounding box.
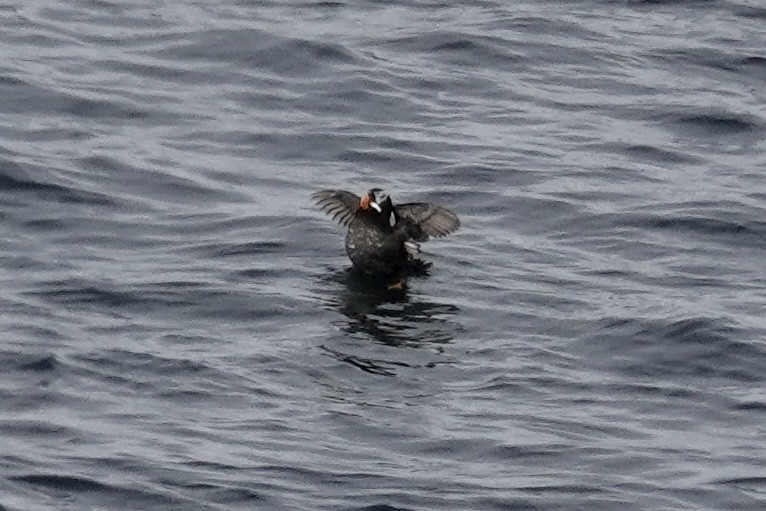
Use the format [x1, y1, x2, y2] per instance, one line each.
[396, 202, 460, 240]
[311, 189, 360, 227]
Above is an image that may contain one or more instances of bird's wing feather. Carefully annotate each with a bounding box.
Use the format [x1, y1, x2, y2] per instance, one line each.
[311, 190, 360, 227]
[396, 202, 460, 240]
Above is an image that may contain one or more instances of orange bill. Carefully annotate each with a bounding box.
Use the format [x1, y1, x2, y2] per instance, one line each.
[359, 192, 371, 210]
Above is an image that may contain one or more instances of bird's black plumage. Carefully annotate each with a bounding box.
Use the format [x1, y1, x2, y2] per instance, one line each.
[312, 188, 460, 276]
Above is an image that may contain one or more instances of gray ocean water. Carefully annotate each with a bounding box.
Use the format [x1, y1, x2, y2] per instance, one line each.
[2, 1, 766, 510]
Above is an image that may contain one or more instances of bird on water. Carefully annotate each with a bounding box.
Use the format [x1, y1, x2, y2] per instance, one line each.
[312, 188, 460, 282]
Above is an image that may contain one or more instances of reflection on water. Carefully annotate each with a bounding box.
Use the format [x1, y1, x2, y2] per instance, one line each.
[315, 269, 461, 375]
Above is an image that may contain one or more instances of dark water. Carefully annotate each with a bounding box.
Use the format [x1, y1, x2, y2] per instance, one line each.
[2, 1, 766, 510]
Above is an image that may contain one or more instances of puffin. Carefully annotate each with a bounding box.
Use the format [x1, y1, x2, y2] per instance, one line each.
[312, 188, 460, 277]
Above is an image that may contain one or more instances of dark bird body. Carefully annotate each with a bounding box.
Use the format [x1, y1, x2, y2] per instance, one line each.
[312, 188, 460, 276]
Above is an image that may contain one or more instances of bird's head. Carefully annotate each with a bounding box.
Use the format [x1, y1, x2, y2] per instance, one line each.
[359, 188, 398, 228]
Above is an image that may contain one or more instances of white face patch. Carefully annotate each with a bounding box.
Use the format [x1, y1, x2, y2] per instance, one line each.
[370, 201, 382, 213]
[389, 211, 396, 227]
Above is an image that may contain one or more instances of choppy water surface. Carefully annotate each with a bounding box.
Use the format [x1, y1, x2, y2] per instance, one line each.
[2, 1, 766, 510]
